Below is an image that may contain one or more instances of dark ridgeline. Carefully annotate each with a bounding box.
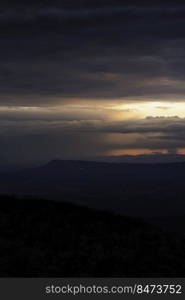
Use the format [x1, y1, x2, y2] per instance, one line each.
[0, 196, 185, 277]
[0, 160, 185, 277]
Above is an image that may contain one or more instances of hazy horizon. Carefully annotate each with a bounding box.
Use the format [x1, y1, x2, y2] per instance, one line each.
[2, 153, 185, 169]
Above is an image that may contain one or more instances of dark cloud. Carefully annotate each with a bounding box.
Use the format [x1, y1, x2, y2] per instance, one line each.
[1, 2, 185, 104]
[1, 1, 185, 164]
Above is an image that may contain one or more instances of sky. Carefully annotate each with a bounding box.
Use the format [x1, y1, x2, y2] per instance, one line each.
[1, 0, 185, 165]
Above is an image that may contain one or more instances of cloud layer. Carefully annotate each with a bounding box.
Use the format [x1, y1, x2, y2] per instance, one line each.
[1, 1, 185, 164]
[1, 2, 185, 105]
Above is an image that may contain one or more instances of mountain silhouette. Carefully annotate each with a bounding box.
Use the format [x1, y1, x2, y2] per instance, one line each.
[0, 196, 185, 277]
[1, 160, 185, 218]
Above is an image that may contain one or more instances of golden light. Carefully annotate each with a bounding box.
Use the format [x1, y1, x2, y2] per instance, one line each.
[107, 149, 169, 156]
[112, 101, 185, 119]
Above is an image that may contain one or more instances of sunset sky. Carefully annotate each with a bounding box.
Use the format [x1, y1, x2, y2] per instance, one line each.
[1, 0, 185, 165]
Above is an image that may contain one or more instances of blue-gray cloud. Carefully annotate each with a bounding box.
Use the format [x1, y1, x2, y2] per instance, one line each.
[1, 2, 185, 105]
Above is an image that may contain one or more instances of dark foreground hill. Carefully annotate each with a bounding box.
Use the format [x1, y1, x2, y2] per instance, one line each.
[0, 196, 185, 277]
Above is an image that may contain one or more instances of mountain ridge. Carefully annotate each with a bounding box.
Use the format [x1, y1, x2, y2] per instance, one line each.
[1, 159, 185, 218]
[1, 195, 185, 277]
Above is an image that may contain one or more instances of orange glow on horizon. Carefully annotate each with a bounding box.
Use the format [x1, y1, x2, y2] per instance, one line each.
[108, 149, 169, 156]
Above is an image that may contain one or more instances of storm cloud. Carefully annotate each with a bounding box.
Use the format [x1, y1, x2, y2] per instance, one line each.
[1, 1, 185, 164]
[1, 1, 185, 105]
